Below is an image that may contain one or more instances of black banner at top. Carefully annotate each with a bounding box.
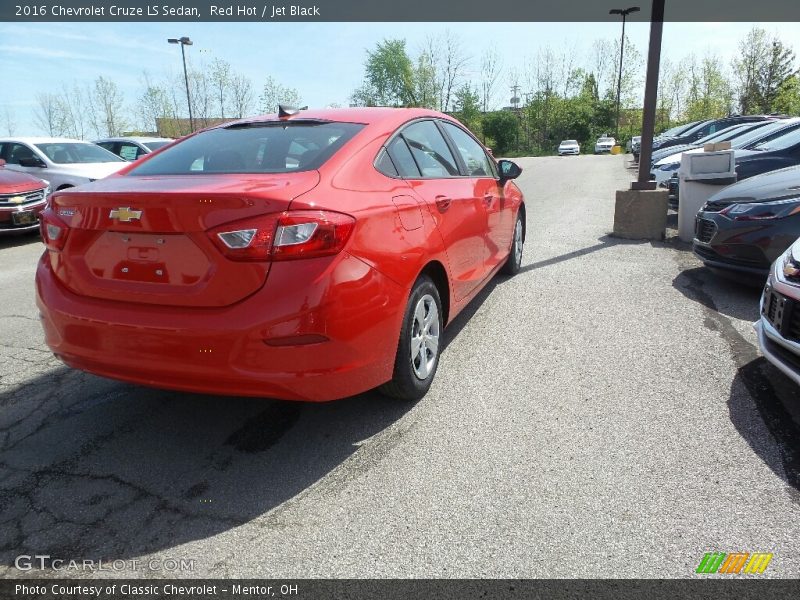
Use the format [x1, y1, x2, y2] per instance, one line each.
[2, 0, 800, 22]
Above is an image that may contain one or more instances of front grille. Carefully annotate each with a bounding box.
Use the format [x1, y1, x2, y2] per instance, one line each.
[767, 293, 778, 322]
[0, 189, 46, 207]
[695, 218, 716, 243]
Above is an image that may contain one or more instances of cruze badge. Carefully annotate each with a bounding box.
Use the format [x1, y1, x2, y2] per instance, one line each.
[109, 207, 142, 222]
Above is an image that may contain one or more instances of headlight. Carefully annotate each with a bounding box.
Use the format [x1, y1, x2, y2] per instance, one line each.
[777, 238, 800, 283]
[719, 198, 800, 221]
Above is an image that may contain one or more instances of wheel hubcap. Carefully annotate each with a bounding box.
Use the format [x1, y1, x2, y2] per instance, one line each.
[513, 218, 523, 265]
[410, 294, 440, 380]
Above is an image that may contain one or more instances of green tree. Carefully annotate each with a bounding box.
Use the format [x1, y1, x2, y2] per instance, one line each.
[259, 76, 301, 113]
[356, 39, 416, 107]
[482, 110, 518, 154]
[452, 84, 481, 133]
[774, 75, 800, 115]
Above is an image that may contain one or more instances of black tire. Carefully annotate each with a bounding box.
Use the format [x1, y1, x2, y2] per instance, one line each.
[380, 275, 443, 402]
[502, 211, 524, 276]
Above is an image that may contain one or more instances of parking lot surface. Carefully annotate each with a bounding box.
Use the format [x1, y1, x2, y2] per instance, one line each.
[1, 154, 799, 578]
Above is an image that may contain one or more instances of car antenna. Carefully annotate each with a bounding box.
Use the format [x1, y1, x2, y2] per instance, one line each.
[278, 104, 306, 118]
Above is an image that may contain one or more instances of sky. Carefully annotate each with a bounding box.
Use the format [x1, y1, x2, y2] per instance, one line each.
[1, 20, 799, 136]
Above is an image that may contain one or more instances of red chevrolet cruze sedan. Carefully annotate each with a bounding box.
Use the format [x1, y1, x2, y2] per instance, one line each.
[36, 107, 525, 401]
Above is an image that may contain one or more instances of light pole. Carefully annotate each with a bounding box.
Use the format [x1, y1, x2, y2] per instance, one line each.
[610, 6, 639, 143]
[168, 36, 194, 133]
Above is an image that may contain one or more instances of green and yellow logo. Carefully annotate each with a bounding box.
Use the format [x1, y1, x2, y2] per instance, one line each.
[696, 552, 773, 574]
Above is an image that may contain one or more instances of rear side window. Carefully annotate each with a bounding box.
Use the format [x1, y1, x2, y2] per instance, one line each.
[401, 120, 459, 178]
[440, 122, 494, 177]
[128, 122, 364, 175]
[385, 137, 420, 178]
[375, 148, 398, 177]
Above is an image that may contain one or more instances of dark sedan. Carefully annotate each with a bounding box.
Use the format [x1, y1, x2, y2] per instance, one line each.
[651, 115, 772, 153]
[693, 164, 800, 278]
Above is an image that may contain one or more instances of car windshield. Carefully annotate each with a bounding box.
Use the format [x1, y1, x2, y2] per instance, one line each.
[598, 138, 613, 143]
[128, 121, 364, 176]
[143, 141, 171, 151]
[749, 123, 800, 152]
[35, 142, 124, 164]
[697, 124, 746, 144]
[734, 120, 800, 148]
[660, 121, 699, 138]
[561, 140, 577, 145]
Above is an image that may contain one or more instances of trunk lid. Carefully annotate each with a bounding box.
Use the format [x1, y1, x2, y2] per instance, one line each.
[49, 172, 320, 307]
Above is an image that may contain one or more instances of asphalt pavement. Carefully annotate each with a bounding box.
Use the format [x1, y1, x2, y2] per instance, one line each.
[1, 154, 799, 579]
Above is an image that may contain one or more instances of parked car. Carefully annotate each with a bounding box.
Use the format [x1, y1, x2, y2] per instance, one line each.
[693, 164, 800, 278]
[558, 140, 580, 155]
[756, 236, 800, 385]
[94, 137, 174, 161]
[650, 120, 773, 168]
[628, 135, 641, 157]
[0, 159, 49, 235]
[0, 137, 127, 190]
[650, 121, 774, 187]
[651, 115, 774, 153]
[662, 118, 800, 207]
[36, 107, 526, 402]
[594, 136, 615, 154]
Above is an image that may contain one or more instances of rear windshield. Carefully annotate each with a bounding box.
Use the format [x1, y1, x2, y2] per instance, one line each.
[36, 142, 124, 164]
[128, 121, 364, 176]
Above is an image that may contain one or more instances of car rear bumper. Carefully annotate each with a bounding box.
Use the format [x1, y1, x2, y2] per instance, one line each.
[36, 252, 406, 401]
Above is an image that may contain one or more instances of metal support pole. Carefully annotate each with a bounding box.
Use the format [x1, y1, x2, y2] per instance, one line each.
[632, 0, 665, 190]
[180, 43, 194, 133]
[615, 14, 627, 142]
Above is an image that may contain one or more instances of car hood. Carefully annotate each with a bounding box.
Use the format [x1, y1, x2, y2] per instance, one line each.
[0, 168, 47, 193]
[653, 144, 700, 164]
[48, 162, 127, 179]
[709, 164, 800, 204]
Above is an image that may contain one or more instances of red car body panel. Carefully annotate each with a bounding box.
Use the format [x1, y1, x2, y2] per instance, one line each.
[0, 164, 48, 234]
[35, 108, 524, 401]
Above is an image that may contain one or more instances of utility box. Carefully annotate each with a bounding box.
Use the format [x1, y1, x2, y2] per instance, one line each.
[677, 150, 737, 242]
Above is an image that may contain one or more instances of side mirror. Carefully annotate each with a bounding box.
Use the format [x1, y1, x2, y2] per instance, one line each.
[498, 159, 522, 181]
[19, 157, 46, 168]
[0, 159, 5, 167]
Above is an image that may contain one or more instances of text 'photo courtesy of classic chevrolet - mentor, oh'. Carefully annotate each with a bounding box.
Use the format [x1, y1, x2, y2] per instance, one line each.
[35, 107, 525, 402]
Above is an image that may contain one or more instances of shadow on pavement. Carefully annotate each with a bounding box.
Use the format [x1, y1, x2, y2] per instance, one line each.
[0, 231, 41, 250]
[0, 366, 415, 567]
[729, 358, 800, 495]
[672, 266, 762, 323]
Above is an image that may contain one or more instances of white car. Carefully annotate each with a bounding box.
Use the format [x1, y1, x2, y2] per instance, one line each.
[0, 137, 127, 191]
[558, 140, 580, 155]
[94, 136, 174, 161]
[594, 136, 616, 154]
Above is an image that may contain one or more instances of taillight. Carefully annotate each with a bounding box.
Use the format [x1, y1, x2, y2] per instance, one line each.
[39, 210, 70, 252]
[208, 210, 355, 262]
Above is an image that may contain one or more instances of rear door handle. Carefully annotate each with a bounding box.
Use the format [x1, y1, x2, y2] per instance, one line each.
[435, 195, 452, 212]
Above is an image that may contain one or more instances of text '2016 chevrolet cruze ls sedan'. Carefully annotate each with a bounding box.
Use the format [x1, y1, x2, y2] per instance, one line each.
[36, 107, 525, 402]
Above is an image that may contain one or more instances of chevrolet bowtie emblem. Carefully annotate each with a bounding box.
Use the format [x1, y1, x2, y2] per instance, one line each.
[109, 207, 142, 222]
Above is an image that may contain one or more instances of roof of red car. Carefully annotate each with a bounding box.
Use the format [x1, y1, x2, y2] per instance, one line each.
[224, 107, 451, 129]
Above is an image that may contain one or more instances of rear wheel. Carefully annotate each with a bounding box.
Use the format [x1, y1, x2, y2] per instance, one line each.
[380, 275, 442, 401]
[502, 211, 524, 276]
